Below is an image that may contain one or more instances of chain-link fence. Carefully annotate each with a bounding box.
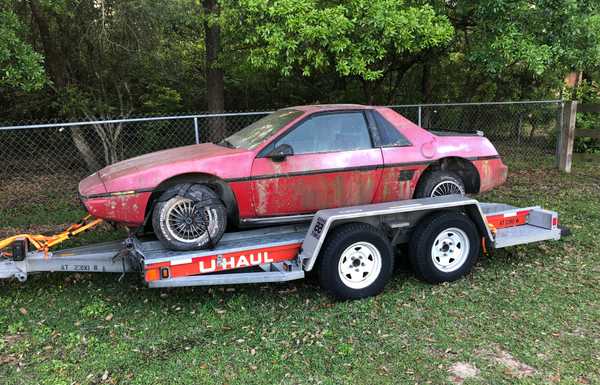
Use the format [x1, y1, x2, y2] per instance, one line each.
[0, 101, 562, 179]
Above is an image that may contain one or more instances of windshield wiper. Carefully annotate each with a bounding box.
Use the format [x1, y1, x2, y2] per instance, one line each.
[219, 139, 235, 148]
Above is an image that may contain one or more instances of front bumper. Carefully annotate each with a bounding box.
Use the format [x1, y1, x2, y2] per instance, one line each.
[79, 192, 152, 227]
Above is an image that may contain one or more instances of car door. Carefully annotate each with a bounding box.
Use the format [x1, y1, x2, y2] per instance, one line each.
[369, 110, 427, 202]
[250, 111, 383, 217]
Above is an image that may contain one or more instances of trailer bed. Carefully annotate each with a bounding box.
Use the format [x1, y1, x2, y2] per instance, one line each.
[0, 196, 561, 290]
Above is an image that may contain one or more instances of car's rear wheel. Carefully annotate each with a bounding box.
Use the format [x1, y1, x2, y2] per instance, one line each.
[152, 184, 227, 251]
[414, 171, 465, 198]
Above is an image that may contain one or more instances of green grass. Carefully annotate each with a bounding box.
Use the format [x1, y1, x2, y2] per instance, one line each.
[1, 156, 599, 385]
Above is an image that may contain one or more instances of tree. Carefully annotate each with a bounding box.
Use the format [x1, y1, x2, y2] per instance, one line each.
[432, 0, 600, 101]
[202, 0, 226, 141]
[225, 0, 454, 103]
[0, 9, 45, 92]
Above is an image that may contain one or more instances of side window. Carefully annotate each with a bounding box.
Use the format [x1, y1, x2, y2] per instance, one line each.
[373, 111, 411, 147]
[275, 112, 372, 154]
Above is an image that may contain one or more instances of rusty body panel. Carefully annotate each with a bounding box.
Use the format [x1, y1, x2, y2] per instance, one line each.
[473, 158, 508, 192]
[249, 148, 382, 216]
[79, 104, 509, 227]
[82, 192, 151, 226]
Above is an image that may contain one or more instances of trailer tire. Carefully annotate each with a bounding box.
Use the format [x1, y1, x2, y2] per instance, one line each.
[152, 184, 227, 251]
[409, 212, 479, 284]
[318, 223, 394, 300]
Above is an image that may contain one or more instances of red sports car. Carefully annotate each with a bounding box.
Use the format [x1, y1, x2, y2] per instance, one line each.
[79, 104, 508, 250]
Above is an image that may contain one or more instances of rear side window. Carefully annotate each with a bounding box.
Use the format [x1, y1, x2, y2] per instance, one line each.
[373, 111, 411, 147]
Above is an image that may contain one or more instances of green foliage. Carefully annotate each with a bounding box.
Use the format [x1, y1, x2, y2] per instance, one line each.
[228, 0, 453, 80]
[1, 0, 600, 118]
[486, 0, 600, 75]
[0, 10, 46, 92]
[573, 80, 600, 153]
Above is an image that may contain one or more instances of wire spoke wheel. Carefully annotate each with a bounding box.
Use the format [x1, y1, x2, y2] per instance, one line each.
[430, 180, 465, 197]
[165, 197, 218, 244]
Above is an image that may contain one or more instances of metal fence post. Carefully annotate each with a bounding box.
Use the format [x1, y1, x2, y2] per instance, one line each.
[558, 101, 577, 173]
[193, 117, 200, 144]
[417, 105, 422, 127]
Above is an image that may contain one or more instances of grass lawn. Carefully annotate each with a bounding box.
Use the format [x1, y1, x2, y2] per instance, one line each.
[1, 156, 599, 385]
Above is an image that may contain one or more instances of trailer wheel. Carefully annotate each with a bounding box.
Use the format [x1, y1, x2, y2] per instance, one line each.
[409, 212, 479, 284]
[152, 184, 227, 251]
[318, 223, 394, 300]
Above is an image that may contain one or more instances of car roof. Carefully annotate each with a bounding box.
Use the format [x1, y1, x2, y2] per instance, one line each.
[285, 104, 374, 113]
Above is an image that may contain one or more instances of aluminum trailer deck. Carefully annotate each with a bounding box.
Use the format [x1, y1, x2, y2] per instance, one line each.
[0, 196, 561, 299]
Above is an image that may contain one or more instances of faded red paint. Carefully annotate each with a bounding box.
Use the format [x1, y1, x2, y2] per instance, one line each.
[81, 192, 151, 226]
[250, 148, 382, 216]
[473, 158, 508, 192]
[372, 165, 427, 202]
[79, 104, 508, 226]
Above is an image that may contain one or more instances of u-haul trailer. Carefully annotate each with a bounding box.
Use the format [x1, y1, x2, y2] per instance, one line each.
[0, 196, 561, 300]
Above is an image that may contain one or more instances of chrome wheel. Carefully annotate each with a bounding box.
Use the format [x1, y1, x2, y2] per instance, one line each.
[431, 227, 470, 272]
[337, 241, 382, 289]
[165, 197, 219, 244]
[430, 180, 465, 197]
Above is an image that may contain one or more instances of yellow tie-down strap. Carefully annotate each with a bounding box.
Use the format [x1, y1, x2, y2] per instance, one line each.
[0, 215, 103, 257]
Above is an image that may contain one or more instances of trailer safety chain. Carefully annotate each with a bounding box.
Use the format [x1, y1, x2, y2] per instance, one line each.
[0, 215, 103, 258]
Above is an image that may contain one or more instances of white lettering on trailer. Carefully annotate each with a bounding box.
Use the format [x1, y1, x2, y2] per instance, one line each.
[199, 259, 217, 273]
[223, 257, 236, 269]
[249, 253, 260, 265]
[238, 255, 249, 267]
[197, 252, 275, 274]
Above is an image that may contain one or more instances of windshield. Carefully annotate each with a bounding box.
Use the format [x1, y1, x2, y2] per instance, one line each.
[221, 109, 303, 149]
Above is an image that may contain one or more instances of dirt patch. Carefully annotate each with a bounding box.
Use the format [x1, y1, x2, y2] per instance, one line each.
[448, 362, 480, 384]
[0, 221, 114, 239]
[0, 223, 72, 238]
[0, 174, 81, 211]
[476, 346, 536, 378]
[0, 334, 23, 365]
[2, 334, 22, 346]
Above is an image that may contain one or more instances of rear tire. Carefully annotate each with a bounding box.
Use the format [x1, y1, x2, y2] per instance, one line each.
[414, 171, 465, 198]
[318, 223, 394, 300]
[409, 212, 479, 284]
[152, 184, 227, 251]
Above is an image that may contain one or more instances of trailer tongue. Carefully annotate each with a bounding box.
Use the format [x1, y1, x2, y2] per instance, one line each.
[0, 196, 562, 299]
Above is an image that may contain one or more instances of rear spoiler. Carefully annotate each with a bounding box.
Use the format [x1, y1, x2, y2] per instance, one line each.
[428, 128, 485, 137]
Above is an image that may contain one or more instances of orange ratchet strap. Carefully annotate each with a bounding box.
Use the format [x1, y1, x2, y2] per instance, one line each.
[0, 215, 103, 257]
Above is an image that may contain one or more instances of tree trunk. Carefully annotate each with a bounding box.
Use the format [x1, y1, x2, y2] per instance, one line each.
[421, 61, 433, 129]
[28, 0, 67, 89]
[71, 126, 101, 171]
[29, 0, 101, 172]
[361, 79, 375, 105]
[203, 0, 225, 143]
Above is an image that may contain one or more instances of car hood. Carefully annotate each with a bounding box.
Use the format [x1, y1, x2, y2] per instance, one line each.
[97, 143, 241, 187]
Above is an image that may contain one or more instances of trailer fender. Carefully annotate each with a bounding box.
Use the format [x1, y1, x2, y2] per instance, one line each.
[299, 196, 492, 272]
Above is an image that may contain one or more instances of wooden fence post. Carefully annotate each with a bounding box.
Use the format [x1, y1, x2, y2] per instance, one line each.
[558, 101, 577, 173]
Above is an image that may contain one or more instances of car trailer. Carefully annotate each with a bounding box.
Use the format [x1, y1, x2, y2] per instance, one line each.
[0, 196, 562, 299]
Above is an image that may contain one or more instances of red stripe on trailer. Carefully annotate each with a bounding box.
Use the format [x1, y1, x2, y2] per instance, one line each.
[144, 242, 302, 282]
[485, 209, 531, 229]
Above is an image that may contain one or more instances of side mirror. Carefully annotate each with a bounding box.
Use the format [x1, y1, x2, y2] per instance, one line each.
[266, 143, 293, 162]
